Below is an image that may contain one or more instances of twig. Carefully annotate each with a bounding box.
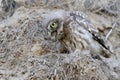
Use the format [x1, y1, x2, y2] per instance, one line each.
[105, 22, 118, 41]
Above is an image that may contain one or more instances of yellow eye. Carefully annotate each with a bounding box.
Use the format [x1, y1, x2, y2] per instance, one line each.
[50, 22, 57, 29]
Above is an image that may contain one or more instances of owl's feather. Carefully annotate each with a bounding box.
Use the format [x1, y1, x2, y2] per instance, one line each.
[70, 11, 109, 49]
[43, 10, 111, 58]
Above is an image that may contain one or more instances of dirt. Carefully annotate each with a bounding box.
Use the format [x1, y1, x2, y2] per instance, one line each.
[0, 0, 120, 80]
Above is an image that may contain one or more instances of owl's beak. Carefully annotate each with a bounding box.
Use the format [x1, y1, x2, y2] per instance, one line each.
[46, 31, 57, 42]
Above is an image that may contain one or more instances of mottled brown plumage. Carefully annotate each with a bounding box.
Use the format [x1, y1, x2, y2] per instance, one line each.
[42, 10, 111, 58]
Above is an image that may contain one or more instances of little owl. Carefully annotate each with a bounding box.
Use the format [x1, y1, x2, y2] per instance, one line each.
[42, 10, 111, 58]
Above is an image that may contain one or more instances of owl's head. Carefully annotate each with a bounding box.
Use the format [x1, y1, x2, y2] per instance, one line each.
[42, 10, 68, 41]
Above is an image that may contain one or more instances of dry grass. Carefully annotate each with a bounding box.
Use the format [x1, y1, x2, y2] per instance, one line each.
[0, 0, 120, 80]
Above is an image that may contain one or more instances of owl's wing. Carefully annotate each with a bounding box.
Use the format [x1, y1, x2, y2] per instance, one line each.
[69, 11, 109, 50]
[90, 31, 108, 50]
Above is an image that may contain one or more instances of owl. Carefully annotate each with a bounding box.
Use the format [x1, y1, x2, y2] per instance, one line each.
[42, 10, 111, 58]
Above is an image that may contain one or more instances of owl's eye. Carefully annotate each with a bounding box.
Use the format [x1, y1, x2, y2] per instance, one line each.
[50, 22, 58, 29]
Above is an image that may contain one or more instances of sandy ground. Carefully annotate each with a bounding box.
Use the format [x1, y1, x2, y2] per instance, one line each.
[0, 0, 120, 80]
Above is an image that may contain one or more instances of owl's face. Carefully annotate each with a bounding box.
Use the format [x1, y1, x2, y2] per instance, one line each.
[43, 10, 68, 41]
[46, 18, 64, 41]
